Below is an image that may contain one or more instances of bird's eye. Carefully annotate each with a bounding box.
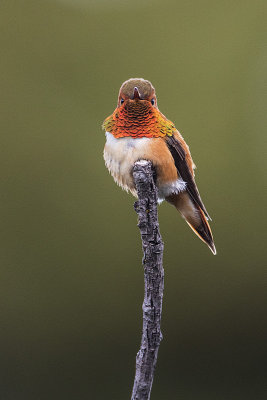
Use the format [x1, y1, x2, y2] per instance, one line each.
[151, 98, 155, 106]
[120, 98, 124, 105]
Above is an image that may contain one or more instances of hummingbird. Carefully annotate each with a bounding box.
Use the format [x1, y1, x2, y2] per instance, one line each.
[103, 78, 216, 254]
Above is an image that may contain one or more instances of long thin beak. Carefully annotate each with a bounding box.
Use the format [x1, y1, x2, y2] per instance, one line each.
[133, 87, 141, 99]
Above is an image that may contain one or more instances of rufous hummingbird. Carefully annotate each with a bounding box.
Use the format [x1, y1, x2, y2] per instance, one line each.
[103, 78, 216, 254]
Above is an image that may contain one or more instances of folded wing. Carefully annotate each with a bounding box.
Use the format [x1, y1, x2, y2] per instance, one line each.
[166, 133, 211, 220]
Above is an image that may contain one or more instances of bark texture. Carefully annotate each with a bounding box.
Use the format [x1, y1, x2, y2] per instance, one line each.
[131, 160, 164, 400]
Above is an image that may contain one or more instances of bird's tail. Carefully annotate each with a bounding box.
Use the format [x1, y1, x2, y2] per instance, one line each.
[166, 192, 216, 255]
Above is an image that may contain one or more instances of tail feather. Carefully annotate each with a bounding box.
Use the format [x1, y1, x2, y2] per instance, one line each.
[166, 192, 216, 255]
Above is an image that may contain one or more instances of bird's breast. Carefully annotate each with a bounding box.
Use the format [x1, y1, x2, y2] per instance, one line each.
[104, 131, 184, 200]
[104, 132, 151, 194]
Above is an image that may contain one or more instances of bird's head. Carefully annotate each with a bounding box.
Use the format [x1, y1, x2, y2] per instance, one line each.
[103, 78, 175, 138]
[117, 78, 157, 108]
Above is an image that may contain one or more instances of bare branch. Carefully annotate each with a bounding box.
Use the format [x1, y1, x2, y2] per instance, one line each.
[131, 161, 164, 400]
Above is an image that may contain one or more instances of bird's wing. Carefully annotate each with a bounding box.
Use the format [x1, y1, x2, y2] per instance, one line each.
[165, 132, 211, 220]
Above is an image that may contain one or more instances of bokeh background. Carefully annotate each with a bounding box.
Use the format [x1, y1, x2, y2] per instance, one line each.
[1, 1, 266, 399]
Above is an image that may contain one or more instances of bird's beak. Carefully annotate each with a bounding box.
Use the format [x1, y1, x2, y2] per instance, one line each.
[133, 87, 141, 100]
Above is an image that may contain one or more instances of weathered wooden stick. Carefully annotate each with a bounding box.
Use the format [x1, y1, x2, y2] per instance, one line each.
[131, 160, 164, 400]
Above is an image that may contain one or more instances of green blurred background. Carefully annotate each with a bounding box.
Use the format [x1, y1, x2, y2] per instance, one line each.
[1, 1, 266, 399]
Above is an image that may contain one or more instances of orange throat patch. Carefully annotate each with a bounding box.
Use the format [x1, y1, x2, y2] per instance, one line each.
[103, 101, 175, 138]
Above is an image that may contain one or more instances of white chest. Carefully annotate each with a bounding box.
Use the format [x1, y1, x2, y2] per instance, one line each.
[104, 132, 151, 193]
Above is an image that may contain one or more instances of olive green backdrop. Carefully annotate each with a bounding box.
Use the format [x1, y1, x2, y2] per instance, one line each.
[1, 1, 266, 399]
